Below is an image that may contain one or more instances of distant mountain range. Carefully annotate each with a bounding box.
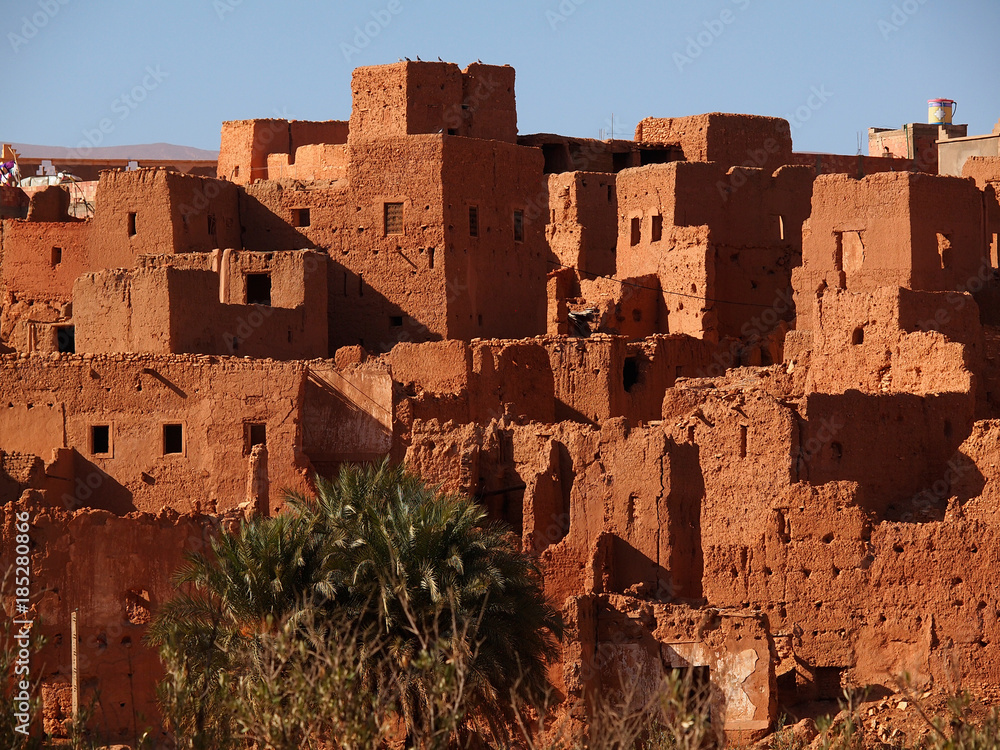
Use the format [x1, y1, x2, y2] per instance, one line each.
[6, 142, 219, 161]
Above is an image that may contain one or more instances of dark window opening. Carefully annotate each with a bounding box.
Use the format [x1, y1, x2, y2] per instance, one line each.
[163, 424, 184, 455]
[232, 165, 240, 179]
[51, 246, 62, 266]
[469, 206, 479, 237]
[513, 210, 524, 243]
[246, 273, 272, 306]
[851, 327, 864, 346]
[833, 232, 844, 272]
[639, 147, 675, 166]
[739, 425, 748, 459]
[384, 202, 404, 235]
[541, 144, 571, 174]
[56, 326, 75, 354]
[246, 423, 266, 453]
[607, 185, 614, 203]
[623, 357, 640, 393]
[612, 152, 631, 172]
[358, 273, 364, 297]
[651, 215, 663, 243]
[390, 315, 404, 327]
[207, 214, 217, 236]
[127, 212, 137, 237]
[815, 667, 844, 701]
[428, 247, 435, 269]
[293, 208, 311, 228]
[91, 425, 110, 455]
[447, 128, 459, 136]
[630, 217, 641, 246]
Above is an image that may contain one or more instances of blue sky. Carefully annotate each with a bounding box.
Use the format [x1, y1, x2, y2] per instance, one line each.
[2, 0, 997, 155]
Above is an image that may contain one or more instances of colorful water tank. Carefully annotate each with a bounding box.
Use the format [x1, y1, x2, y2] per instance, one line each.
[928, 98, 957, 125]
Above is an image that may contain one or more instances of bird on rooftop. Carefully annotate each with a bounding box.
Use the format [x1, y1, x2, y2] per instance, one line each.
[437, 56, 443, 62]
[405, 57, 411, 61]
[416, 55, 423, 61]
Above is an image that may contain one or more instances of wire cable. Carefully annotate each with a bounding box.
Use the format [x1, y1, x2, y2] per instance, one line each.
[546, 259, 787, 309]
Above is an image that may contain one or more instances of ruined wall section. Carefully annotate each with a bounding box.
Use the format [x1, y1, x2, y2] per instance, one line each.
[1, 496, 231, 741]
[0, 354, 312, 515]
[74, 251, 329, 359]
[794, 172, 986, 333]
[546, 171, 618, 279]
[617, 162, 811, 341]
[635, 113, 793, 175]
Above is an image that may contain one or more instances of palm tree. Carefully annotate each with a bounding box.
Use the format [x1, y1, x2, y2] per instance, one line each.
[286, 461, 563, 744]
[151, 460, 562, 748]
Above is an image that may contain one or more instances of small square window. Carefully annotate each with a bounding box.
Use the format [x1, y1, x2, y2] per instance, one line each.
[51, 247, 63, 265]
[630, 217, 641, 246]
[651, 215, 663, 243]
[513, 210, 524, 243]
[56, 326, 75, 354]
[469, 206, 479, 238]
[208, 214, 217, 236]
[163, 424, 184, 455]
[245, 423, 266, 453]
[246, 273, 272, 306]
[384, 202, 404, 235]
[91, 425, 110, 456]
[127, 212, 137, 237]
[293, 208, 311, 228]
[390, 315, 404, 328]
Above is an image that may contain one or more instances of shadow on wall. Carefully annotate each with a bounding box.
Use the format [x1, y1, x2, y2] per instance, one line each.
[666, 440, 705, 601]
[302, 370, 393, 477]
[66, 451, 136, 515]
[801, 391, 982, 522]
[238, 190, 313, 252]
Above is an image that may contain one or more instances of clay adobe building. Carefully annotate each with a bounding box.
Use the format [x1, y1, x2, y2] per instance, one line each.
[2, 60, 1000, 745]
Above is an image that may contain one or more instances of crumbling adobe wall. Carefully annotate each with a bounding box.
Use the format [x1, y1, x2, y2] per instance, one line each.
[794, 172, 987, 332]
[546, 172, 618, 279]
[1, 494, 229, 743]
[25, 185, 73, 222]
[0, 354, 312, 515]
[635, 113, 793, 175]
[617, 161, 810, 341]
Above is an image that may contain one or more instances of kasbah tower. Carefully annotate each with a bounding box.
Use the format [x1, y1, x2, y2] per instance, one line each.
[3, 59, 1000, 743]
